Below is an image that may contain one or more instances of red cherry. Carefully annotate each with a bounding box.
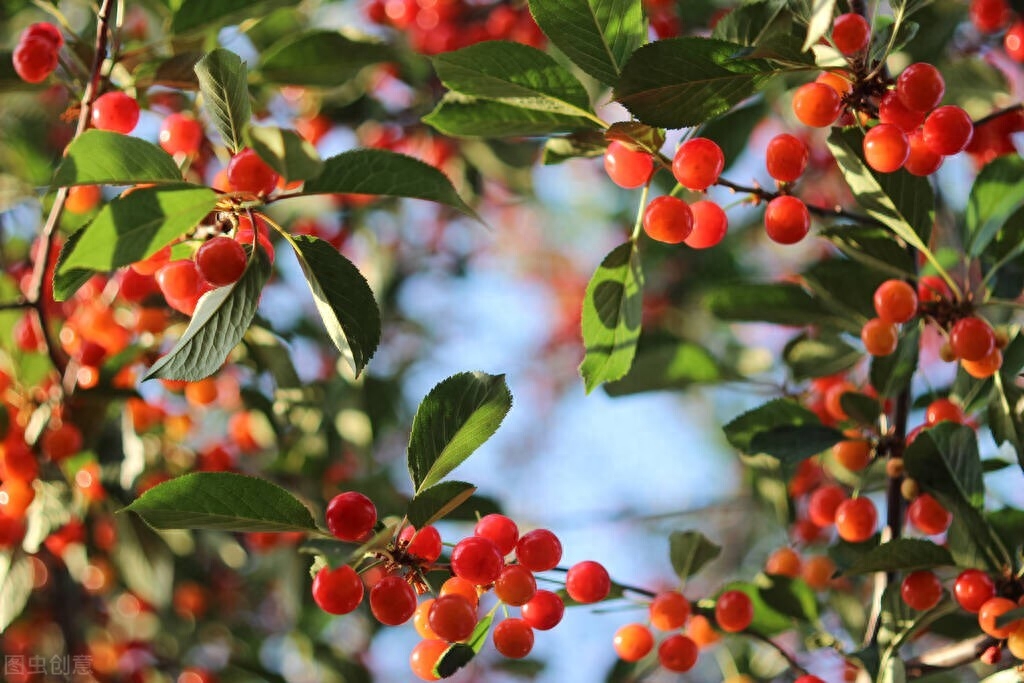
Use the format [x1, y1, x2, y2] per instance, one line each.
[650, 590, 691, 631]
[764, 195, 810, 244]
[196, 236, 247, 287]
[971, 0, 1011, 32]
[874, 280, 918, 323]
[684, 200, 728, 249]
[792, 82, 843, 128]
[862, 318, 899, 356]
[922, 105, 974, 156]
[409, 639, 446, 681]
[900, 570, 943, 611]
[603, 141, 653, 189]
[399, 525, 443, 563]
[904, 130, 943, 176]
[520, 589, 565, 630]
[494, 564, 537, 606]
[613, 623, 655, 661]
[643, 196, 693, 244]
[950, 316, 995, 361]
[369, 575, 417, 625]
[925, 398, 963, 426]
[896, 63, 945, 112]
[156, 260, 201, 301]
[12, 36, 59, 84]
[1006, 21, 1024, 61]
[953, 569, 996, 613]
[450, 535, 504, 585]
[863, 124, 910, 173]
[878, 91, 927, 133]
[23, 23, 64, 49]
[672, 137, 725, 191]
[565, 560, 611, 604]
[159, 113, 204, 156]
[492, 618, 534, 658]
[515, 529, 562, 572]
[427, 593, 477, 642]
[312, 565, 364, 614]
[765, 134, 809, 182]
[92, 92, 141, 134]
[835, 497, 878, 543]
[325, 491, 377, 542]
[473, 513, 519, 555]
[227, 148, 280, 195]
[907, 493, 952, 535]
[917, 275, 952, 303]
[807, 484, 848, 527]
[715, 590, 754, 632]
[832, 13, 871, 55]
[658, 634, 698, 672]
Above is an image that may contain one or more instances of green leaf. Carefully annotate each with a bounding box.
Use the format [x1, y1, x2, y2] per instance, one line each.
[133, 51, 204, 90]
[990, 374, 1024, 475]
[112, 513, 174, 608]
[52, 130, 183, 187]
[718, 580, 792, 636]
[284, 235, 380, 377]
[604, 334, 725, 396]
[527, 0, 646, 86]
[839, 392, 882, 426]
[749, 424, 845, 463]
[783, 333, 861, 381]
[966, 155, 1024, 257]
[827, 127, 935, 248]
[244, 126, 323, 181]
[172, 0, 293, 34]
[121, 472, 318, 532]
[54, 184, 218, 301]
[819, 225, 916, 277]
[706, 282, 835, 326]
[435, 612, 494, 677]
[259, 30, 392, 86]
[432, 41, 597, 120]
[144, 248, 272, 381]
[799, 0, 837, 51]
[988, 508, 1024, 557]
[693, 98, 769, 172]
[757, 574, 818, 622]
[712, 0, 788, 45]
[802, 257, 888, 323]
[301, 149, 478, 219]
[407, 372, 513, 493]
[195, 49, 252, 154]
[724, 398, 827, 453]
[407, 481, 477, 529]
[869, 322, 920, 397]
[579, 241, 644, 394]
[614, 38, 789, 128]
[668, 530, 722, 580]
[0, 552, 32, 632]
[424, 94, 598, 138]
[541, 132, 608, 164]
[843, 539, 954, 575]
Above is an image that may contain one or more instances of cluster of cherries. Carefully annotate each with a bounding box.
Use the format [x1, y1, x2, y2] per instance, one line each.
[861, 276, 1007, 379]
[362, 0, 544, 55]
[970, 0, 1024, 60]
[11, 22, 63, 84]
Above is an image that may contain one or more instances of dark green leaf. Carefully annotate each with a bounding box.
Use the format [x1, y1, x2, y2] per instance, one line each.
[54, 184, 218, 301]
[988, 508, 1024, 556]
[827, 127, 935, 248]
[527, 0, 646, 86]
[844, 539, 954, 575]
[424, 94, 598, 138]
[819, 225, 917, 278]
[839, 392, 882, 426]
[133, 51, 204, 90]
[706, 282, 835, 326]
[712, 0, 788, 46]
[259, 31, 392, 86]
[604, 334, 724, 396]
[724, 398, 830, 453]
[579, 241, 644, 394]
[604, 121, 666, 156]
[432, 41, 596, 118]
[869, 322, 920, 397]
[52, 130, 183, 187]
[112, 512, 174, 608]
[301, 149, 478, 219]
[828, 536, 882, 572]
[614, 38, 788, 128]
[749, 424, 845, 463]
[407, 372, 513, 493]
[798, 0, 837, 51]
[541, 133, 608, 164]
[285, 235, 380, 376]
[122, 472, 318, 532]
[172, 0, 293, 34]
[869, 16, 920, 64]
[802, 257, 888, 323]
[758, 574, 818, 622]
[966, 155, 1024, 257]
[195, 49, 251, 154]
[144, 248, 272, 381]
[244, 126, 323, 181]
[242, 326, 302, 389]
[0, 553, 32, 632]
[989, 377, 1024, 476]
[926, 423, 985, 506]
[407, 481, 477, 528]
[435, 613, 494, 677]
[693, 98, 769, 172]
[783, 333, 861, 380]
[668, 530, 722, 580]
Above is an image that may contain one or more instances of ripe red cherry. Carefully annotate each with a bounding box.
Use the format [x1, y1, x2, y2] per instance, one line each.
[962, 348, 1003, 378]
[196, 236, 247, 287]
[923, 106, 974, 156]
[1006, 21, 1024, 61]
[907, 493, 952, 535]
[603, 141, 653, 189]
[409, 639, 447, 681]
[23, 23, 64, 49]
[672, 137, 725, 191]
[925, 398, 963, 426]
[565, 560, 611, 604]
[474, 513, 519, 555]
[834, 439, 872, 471]
[91, 92, 141, 134]
[878, 91, 926, 133]
[808, 484, 848, 527]
[832, 13, 871, 55]
[613, 623, 655, 662]
[227, 148, 280, 195]
[643, 196, 693, 244]
[861, 318, 898, 356]
[492, 618, 534, 658]
[450, 535, 504, 585]
[325, 491, 377, 542]
[520, 589, 565, 630]
[159, 113, 204, 156]
[715, 590, 754, 632]
[874, 279, 918, 323]
[428, 593, 477, 642]
[12, 36, 59, 83]
[156, 260, 201, 301]
[766, 134, 809, 182]
[953, 569, 996, 613]
[896, 63, 945, 112]
[971, 0, 1011, 32]
[312, 565, 364, 614]
[904, 130, 943, 177]
[950, 316, 995, 361]
[835, 497, 878, 543]
[684, 200, 728, 249]
[369, 575, 417, 625]
[917, 275, 952, 303]
[764, 195, 810, 244]
[658, 634, 698, 672]
[399, 525, 443, 563]
[515, 529, 562, 572]
[864, 124, 910, 173]
[792, 82, 843, 128]
[494, 564, 537, 606]
[650, 590, 691, 631]
[980, 597, 1020, 638]
[901, 570, 943, 611]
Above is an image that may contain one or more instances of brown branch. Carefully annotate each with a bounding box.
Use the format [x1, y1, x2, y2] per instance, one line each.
[904, 635, 995, 678]
[26, 0, 116, 386]
[0, 300, 32, 311]
[715, 177, 881, 226]
[974, 103, 1024, 128]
